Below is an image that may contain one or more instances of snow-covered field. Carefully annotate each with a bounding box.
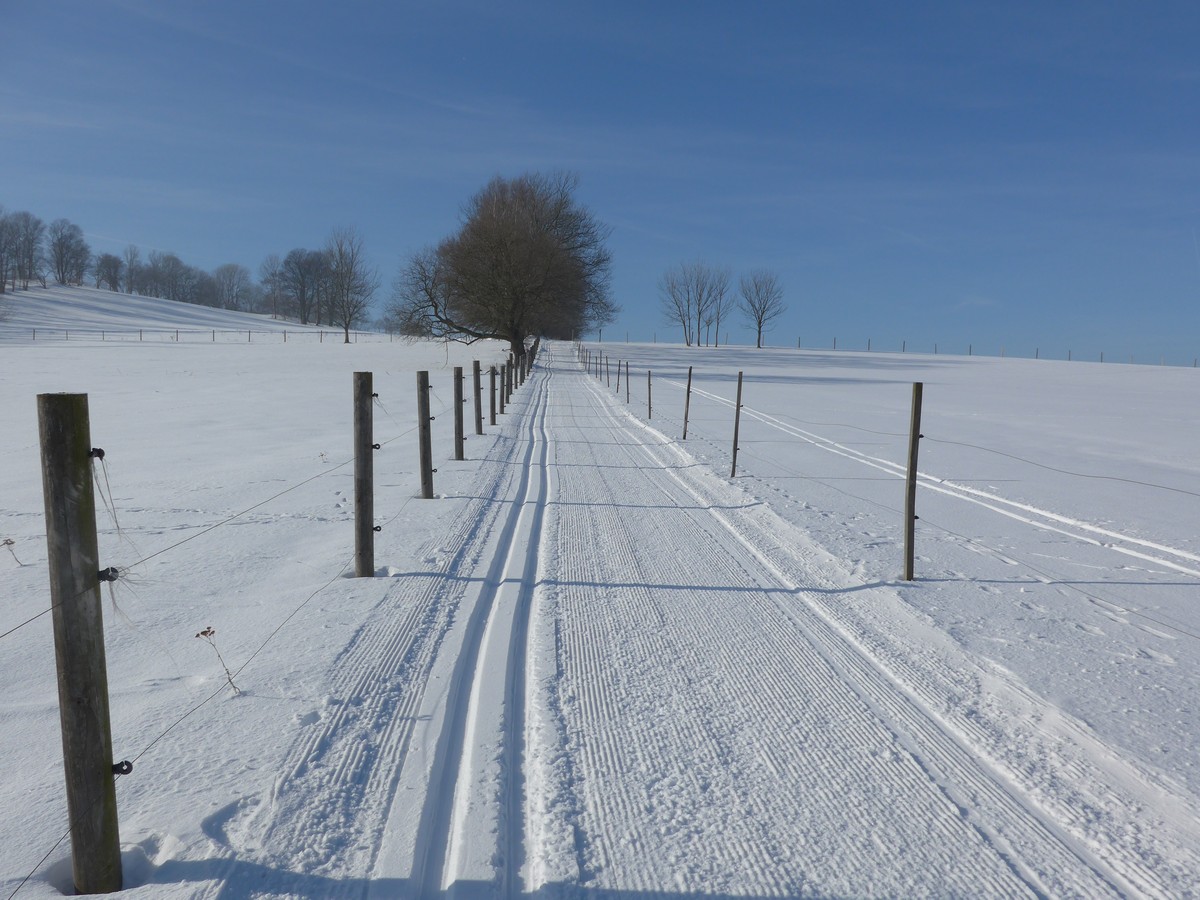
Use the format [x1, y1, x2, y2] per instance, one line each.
[2, 286, 1198, 898]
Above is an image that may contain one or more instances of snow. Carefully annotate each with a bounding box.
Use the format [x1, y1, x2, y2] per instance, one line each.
[2, 286, 1198, 898]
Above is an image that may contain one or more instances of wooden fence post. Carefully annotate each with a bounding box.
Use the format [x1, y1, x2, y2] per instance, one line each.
[606, 356, 611, 387]
[453, 366, 465, 461]
[489, 365, 498, 425]
[353, 372, 374, 577]
[499, 364, 507, 415]
[730, 371, 744, 477]
[473, 361, 484, 435]
[904, 382, 924, 580]
[37, 393, 123, 894]
[417, 371, 435, 499]
[682, 366, 694, 440]
[615, 359, 622, 394]
[625, 361, 630, 404]
[647, 370, 653, 419]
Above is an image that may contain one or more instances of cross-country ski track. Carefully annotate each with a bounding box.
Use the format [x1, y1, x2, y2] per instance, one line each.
[165, 346, 1200, 897]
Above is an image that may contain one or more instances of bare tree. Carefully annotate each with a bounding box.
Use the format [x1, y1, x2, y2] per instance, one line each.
[258, 253, 283, 318]
[141, 250, 207, 304]
[701, 266, 730, 347]
[47, 218, 91, 285]
[212, 262, 252, 310]
[280, 248, 325, 325]
[659, 261, 728, 348]
[659, 265, 695, 346]
[390, 247, 450, 338]
[325, 227, 379, 343]
[389, 171, 615, 353]
[0, 209, 13, 294]
[312, 251, 332, 326]
[738, 269, 786, 348]
[123, 244, 140, 293]
[94, 254, 124, 291]
[9, 211, 45, 290]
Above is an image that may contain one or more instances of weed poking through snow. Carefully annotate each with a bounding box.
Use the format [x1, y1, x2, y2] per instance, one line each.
[196, 626, 241, 695]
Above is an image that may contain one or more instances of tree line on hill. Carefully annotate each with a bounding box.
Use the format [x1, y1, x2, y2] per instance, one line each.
[4, 172, 785, 351]
[0, 203, 378, 343]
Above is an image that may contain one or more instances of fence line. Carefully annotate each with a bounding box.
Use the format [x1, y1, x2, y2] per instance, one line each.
[578, 348, 1200, 642]
[10, 328, 398, 344]
[4, 356, 540, 896]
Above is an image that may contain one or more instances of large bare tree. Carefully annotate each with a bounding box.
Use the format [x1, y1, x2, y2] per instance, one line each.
[325, 227, 379, 343]
[738, 270, 786, 348]
[659, 261, 729, 347]
[390, 172, 615, 353]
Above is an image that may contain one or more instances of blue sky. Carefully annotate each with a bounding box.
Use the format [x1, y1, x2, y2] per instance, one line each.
[3, 1, 1198, 361]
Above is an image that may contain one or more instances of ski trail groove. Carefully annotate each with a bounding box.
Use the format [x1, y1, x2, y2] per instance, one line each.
[407, 364, 550, 897]
[521, 357, 1191, 897]
[587, 368, 1198, 897]
[676, 379, 1200, 577]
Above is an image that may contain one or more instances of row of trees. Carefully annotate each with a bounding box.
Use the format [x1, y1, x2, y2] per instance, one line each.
[0, 208, 51, 292]
[12, 177, 791, 351]
[255, 229, 380, 341]
[659, 262, 786, 348]
[0, 204, 379, 343]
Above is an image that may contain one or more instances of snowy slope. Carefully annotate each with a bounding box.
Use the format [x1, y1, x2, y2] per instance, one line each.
[2, 296, 1198, 898]
[0, 284, 332, 338]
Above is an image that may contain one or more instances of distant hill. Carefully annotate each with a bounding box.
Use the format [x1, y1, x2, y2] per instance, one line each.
[0, 284, 322, 337]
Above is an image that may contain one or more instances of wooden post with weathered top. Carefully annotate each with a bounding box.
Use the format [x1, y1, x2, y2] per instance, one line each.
[417, 371, 435, 499]
[489, 365, 498, 425]
[38, 393, 122, 895]
[472, 361, 484, 435]
[730, 371, 744, 477]
[683, 365, 694, 440]
[904, 382, 924, 580]
[353, 372, 374, 576]
[453, 366, 465, 461]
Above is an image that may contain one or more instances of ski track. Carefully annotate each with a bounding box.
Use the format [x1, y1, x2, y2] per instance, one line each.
[673, 379, 1200, 579]
[380, 359, 551, 898]
[186, 346, 1200, 898]
[528, 357, 1197, 897]
[187, 365, 548, 899]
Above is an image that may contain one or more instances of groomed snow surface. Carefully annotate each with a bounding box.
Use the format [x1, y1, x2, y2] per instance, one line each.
[2, 287, 1198, 898]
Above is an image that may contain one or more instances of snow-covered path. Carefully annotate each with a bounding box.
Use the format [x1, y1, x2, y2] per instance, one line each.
[204, 346, 1196, 897]
[3, 305, 1198, 898]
